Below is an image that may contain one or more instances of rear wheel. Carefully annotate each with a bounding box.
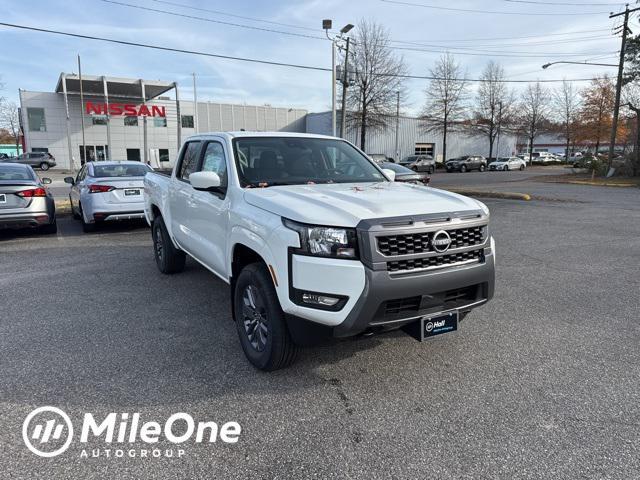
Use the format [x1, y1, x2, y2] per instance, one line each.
[40, 162, 49, 171]
[460, 165, 467, 173]
[479, 164, 486, 172]
[152, 216, 185, 274]
[234, 263, 298, 371]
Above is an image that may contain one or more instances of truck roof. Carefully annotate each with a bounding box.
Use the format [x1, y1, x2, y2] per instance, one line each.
[184, 131, 338, 141]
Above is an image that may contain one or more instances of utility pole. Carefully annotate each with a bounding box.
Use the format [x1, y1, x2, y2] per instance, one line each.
[608, 5, 640, 169]
[78, 55, 86, 165]
[331, 42, 337, 136]
[192, 72, 198, 134]
[340, 37, 350, 139]
[394, 91, 400, 161]
[495, 101, 503, 160]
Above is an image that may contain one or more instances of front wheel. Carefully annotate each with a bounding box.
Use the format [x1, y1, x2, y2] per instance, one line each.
[519, 165, 525, 171]
[479, 164, 486, 172]
[152, 216, 186, 274]
[505, 165, 509, 171]
[234, 263, 298, 371]
[460, 165, 467, 173]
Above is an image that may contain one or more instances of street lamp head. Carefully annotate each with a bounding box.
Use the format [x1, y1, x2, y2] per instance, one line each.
[340, 23, 354, 34]
[322, 19, 332, 30]
[542, 63, 551, 69]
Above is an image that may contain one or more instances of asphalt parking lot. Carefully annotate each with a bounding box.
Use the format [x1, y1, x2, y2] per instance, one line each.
[1, 177, 639, 479]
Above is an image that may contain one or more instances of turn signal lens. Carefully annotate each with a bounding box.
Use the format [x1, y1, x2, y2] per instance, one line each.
[17, 187, 47, 197]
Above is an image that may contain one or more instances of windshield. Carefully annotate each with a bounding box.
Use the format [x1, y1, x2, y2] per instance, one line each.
[401, 156, 418, 163]
[93, 164, 152, 178]
[232, 137, 386, 187]
[0, 164, 34, 181]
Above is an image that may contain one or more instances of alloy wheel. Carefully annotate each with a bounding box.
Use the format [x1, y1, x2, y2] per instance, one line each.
[241, 285, 268, 352]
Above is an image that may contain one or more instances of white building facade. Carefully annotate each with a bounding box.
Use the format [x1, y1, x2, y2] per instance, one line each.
[19, 74, 307, 170]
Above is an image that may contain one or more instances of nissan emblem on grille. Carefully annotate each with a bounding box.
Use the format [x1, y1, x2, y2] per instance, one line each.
[431, 230, 452, 253]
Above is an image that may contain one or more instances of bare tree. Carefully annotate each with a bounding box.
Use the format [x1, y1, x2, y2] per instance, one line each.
[622, 82, 640, 176]
[345, 19, 407, 150]
[421, 53, 468, 162]
[552, 80, 581, 160]
[520, 82, 550, 164]
[0, 99, 20, 156]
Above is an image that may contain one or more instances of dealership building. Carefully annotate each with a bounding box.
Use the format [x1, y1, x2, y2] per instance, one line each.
[19, 72, 519, 170]
[19, 73, 308, 170]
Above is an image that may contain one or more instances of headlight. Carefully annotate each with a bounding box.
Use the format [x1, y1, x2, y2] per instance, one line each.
[476, 200, 490, 216]
[283, 218, 359, 259]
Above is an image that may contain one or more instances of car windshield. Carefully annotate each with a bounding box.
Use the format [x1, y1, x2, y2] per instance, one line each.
[233, 137, 386, 187]
[401, 156, 418, 163]
[381, 162, 414, 174]
[0, 164, 34, 180]
[93, 164, 152, 178]
[497, 158, 510, 162]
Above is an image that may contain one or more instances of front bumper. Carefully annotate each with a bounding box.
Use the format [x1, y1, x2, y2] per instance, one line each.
[333, 249, 494, 337]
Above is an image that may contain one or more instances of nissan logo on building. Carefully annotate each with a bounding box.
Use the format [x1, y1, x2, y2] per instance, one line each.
[431, 230, 452, 253]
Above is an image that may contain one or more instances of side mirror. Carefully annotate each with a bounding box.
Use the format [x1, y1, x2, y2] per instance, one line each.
[64, 176, 75, 185]
[382, 168, 396, 182]
[41, 177, 52, 185]
[190, 171, 221, 191]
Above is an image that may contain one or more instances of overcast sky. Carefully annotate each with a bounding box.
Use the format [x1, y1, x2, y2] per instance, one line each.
[0, 0, 631, 115]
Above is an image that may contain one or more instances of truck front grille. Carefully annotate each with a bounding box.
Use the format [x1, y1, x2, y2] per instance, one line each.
[387, 249, 483, 273]
[377, 226, 485, 256]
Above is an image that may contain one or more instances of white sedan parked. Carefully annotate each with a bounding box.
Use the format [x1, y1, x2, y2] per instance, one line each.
[65, 161, 153, 232]
[488, 157, 526, 171]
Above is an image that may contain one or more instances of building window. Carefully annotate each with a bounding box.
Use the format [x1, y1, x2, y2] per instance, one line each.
[124, 116, 138, 126]
[92, 115, 108, 125]
[32, 147, 49, 153]
[126, 149, 141, 162]
[159, 149, 170, 163]
[181, 115, 194, 128]
[27, 108, 46, 132]
[154, 117, 167, 127]
[415, 143, 435, 157]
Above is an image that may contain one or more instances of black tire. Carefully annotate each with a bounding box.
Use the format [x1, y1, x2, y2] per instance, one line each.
[80, 205, 96, 233]
[40, 219, 57, 234]
[40, 162, 50, 171]
[234, 263, 298, 371]
[519, 165, 525, 171]
[152, 216, 185, 274]
[505, 165, 509, 172]
[479, 164, 486, 172]
[460, 165, 467, 173]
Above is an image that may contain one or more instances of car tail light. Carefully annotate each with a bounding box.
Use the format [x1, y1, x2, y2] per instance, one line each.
[89, 184, 115, 193]
[16, 187, 47, 197]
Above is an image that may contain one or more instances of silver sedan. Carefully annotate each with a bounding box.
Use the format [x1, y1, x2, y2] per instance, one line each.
[0, 163, 56, 233]
[65, 161, 153, 232]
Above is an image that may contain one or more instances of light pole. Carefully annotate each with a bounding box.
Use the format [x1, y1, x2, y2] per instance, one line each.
[323, 20, 353, 138]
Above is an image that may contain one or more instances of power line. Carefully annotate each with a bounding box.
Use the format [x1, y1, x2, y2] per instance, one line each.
[390, 34, 615, 49]
[100, 0, 617, 58]
[381, 0, 615, 15]
[0, 21, 609, 84]
[392, 28, 613, 44]
[502, 0, 625, 5]
[150, 0, 322, 32]
[100, 0, 325, 40]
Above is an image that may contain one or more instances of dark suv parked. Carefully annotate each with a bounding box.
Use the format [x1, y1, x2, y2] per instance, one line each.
[445, 155, 487, 173]
[4, 152, 57, 171]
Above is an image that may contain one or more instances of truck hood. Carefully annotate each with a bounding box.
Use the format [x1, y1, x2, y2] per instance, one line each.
[243, 182, 484, 227]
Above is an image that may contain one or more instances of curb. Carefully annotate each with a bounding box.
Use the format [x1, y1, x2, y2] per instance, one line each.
[444, 188, 532, 201]
[563, 180, 637, 188]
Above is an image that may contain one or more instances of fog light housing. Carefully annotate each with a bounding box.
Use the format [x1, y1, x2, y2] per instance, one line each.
[302, 293, 340, 307]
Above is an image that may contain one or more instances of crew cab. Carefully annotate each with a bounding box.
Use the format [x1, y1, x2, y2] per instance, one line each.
[144, 133, 495, 370]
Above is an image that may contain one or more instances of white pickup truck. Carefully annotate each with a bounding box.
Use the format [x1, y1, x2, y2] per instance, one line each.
[144, 132, 495, 370]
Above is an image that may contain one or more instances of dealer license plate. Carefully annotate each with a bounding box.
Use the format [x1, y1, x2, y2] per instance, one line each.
[421, 311, 458, 340]
[124, 189, 140, 196]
